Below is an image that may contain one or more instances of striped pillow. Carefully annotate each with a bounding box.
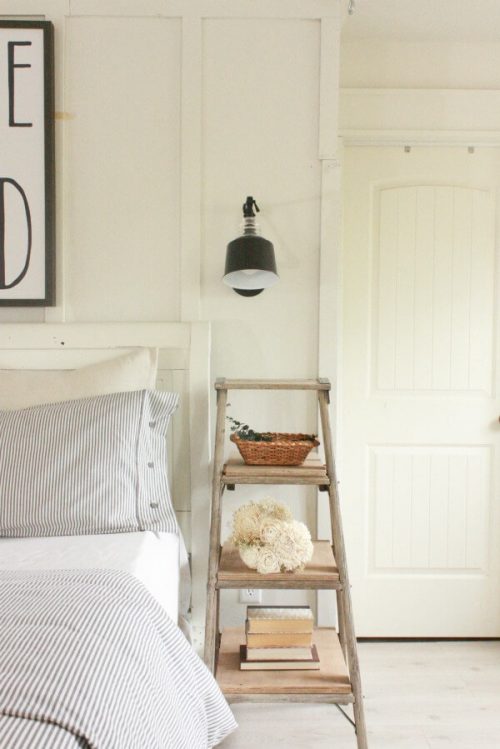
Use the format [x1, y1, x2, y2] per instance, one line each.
[0, 390, 179, 538]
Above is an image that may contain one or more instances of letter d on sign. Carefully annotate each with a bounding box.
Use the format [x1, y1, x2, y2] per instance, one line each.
[0, 178, 32, 289]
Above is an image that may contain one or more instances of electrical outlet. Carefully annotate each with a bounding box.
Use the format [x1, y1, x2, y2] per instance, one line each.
[239, 588, 262, 604]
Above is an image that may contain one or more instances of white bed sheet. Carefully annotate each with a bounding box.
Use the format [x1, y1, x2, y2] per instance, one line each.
[0, 531, 191, 628]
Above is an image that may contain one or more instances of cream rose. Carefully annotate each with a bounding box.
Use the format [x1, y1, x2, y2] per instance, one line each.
[271, 520, 313, 571]
[260, 518, 282, 545]
[256, 547, 281, 575]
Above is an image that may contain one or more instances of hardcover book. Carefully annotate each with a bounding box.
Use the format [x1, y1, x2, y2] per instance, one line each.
[246, 606, 314, 634]
[240, 644, 320, 671]
[245, 627, 313, 649]
[246, 645, 314, 661]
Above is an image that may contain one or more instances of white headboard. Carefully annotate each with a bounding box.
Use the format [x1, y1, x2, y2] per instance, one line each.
[0, 321, 211, 638]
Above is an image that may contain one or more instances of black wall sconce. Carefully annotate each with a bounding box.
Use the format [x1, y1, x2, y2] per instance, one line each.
[222, 196, 279, 296]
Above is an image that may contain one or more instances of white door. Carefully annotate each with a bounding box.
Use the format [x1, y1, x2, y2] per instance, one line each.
[340, 146, 500, 636]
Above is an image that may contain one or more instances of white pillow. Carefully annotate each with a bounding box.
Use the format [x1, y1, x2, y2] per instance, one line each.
[0, 389, 179, 538]
[0, 348, 158, 410]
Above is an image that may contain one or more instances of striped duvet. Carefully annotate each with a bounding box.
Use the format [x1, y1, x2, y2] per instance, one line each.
[0, 568, 236, 748]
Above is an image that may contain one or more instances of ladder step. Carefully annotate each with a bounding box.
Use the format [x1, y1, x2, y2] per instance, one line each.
[222, 456, 330, 487]
[215, 378, 331, 391]
[217, 540, 340, 590]
[217, 627, 351, 697]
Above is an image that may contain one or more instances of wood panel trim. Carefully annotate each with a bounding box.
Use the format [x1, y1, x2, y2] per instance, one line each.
[0, 321, 191, 348]
[68, 0, 340, 19]
[180, 15, 202, 321]
[342, 129, 500, 147]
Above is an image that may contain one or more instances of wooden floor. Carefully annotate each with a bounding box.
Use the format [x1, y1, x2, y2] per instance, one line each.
[219, 641, 500, 748]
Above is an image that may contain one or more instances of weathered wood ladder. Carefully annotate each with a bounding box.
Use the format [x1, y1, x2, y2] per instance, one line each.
[204, 378, 368, 749]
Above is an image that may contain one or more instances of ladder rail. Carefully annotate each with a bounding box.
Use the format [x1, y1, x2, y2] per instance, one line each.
[204, 387, 228, 671]
[318, 390, 368, 749]
[336, 587, 347, 659]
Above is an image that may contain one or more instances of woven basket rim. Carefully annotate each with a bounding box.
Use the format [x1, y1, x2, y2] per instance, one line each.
[230, 432, 320, 448]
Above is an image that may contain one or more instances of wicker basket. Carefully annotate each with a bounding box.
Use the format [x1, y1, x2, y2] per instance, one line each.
[230, 432, 320, 466]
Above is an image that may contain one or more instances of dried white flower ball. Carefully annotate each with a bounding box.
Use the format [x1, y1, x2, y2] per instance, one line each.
[231, 502, 262, 546]
[232, 499, 292, 547]
[271, 520, 313, 571]
[258, 499, 293, 523]
[260, 518, 282, 545]
[239, 544, 260, 570]
[256, 547, 281, 575]
[233, 498, 313, 574]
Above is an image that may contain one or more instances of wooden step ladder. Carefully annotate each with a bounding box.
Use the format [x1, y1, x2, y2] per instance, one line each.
[204, 378, 368, 749]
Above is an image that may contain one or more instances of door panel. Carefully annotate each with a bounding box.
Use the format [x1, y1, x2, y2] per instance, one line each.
[341, 146, 500, 636]
[375, 185, 494, 394]
[370, 446, 490, 572]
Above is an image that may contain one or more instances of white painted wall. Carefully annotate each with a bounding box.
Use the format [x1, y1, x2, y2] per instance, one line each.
[341, 40, 500, 90]
[200, 16, 323, 627]
[0, 0, 340, 625]
[64, 16, 182, 322]
[339, 35, 500, 141]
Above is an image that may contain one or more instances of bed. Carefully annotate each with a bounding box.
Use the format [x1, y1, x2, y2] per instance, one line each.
[0, 322, 236, 748]
[0, 530, 191, 633]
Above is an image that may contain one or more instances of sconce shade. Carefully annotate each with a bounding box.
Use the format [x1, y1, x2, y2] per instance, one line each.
[223, 196, 279, 296]
[223, 235, 278, 295]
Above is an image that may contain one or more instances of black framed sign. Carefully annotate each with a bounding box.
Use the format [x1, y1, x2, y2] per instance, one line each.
[0, 21, 55, 306]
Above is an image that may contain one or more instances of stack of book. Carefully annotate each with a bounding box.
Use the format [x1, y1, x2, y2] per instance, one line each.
[239, 605, 319, 671]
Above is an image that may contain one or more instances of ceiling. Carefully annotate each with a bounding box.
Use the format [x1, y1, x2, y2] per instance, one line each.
[341, 0, 500, 43]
